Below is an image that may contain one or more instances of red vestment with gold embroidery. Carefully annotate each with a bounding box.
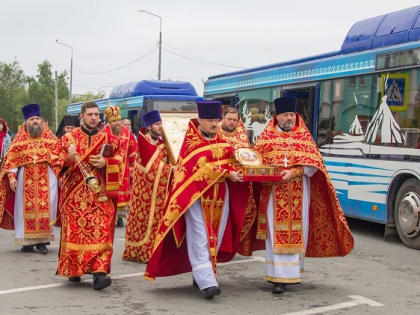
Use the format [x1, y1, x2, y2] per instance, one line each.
[217, 122, 260, 257]
[0, 123, 60, 240]
[123, 131, 172, 262]
[145, 119, 251, 280]
[102, 124, 137, 211]
[55, 127, 123, 277]
[249, 114, 354, 257]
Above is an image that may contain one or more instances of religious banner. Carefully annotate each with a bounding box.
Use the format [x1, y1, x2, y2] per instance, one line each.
[160, 112, 197, 162]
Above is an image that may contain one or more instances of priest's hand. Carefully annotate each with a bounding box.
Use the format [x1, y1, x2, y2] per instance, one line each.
[279, 169, 293, 182]
[68, 144, 76, 161]
[9, 179, 17, 192]
[89, 155, 106, 168]
[229, 171, 244, 182]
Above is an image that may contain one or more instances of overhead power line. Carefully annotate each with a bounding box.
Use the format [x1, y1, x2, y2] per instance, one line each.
[72, 76, 157, 90]
[163, 47, 235, 72]
[162, 44, 246, 70]
[75, 46, 158, 75]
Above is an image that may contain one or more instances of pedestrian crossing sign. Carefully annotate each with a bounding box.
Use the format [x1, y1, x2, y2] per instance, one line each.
[381, 73, 409, 112]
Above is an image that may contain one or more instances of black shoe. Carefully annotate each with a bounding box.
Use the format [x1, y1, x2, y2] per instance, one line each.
[117, 217, 124, 227]
[272, 283, 286, 294]
[35, 244, 48, 254]
[21, 245, 34, 252]
[93, 273, 112, 290]
[201, 286, 221, 300]
[69, 277, 81, 283]
[193, 279, 199, 289]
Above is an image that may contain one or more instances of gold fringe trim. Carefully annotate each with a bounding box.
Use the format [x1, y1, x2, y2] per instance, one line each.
[106, 183, 120, 191]
[116, 202, 129, 208]
[60, 242, 113, 251]
[273, 245, 305, 255]
[144, 275, 155, 281]
[15, 237, 53, 245]
[256, 232, 267, 240]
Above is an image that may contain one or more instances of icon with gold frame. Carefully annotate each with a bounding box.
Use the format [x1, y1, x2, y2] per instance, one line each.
[234, 147, 274, 176]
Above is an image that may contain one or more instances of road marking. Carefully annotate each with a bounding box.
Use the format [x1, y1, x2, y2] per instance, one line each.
[0, 283, 63, 295]
[0, 256, 263, 296]
[281, 295, 383, 315]
[220, 256, 265, 265]
[0, 245, 59, 253]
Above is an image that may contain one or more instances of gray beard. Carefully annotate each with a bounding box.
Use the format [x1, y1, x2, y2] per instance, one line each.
[111, 125, 121, 135]
[28, 124, 43, 137]
[278, 122, 293, 132]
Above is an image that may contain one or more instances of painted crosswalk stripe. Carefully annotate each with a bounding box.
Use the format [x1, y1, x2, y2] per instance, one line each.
[0, 256, 263, 296]
[281, 295, 383, 315]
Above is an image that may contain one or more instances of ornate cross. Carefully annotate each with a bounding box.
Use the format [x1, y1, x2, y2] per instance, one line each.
[283, 155, 288, 168]
[33, 155, 38, 165]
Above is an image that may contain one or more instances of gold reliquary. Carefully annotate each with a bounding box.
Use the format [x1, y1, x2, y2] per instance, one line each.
[234, 147, 274, 175]
[234, 148, 284, 182]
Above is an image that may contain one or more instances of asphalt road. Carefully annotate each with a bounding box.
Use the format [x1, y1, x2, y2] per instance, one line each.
[1, 218, 419, 315]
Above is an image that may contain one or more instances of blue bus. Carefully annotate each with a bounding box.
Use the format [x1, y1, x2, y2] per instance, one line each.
[204, 6, 420, 249]
[66, 79, 202, 132]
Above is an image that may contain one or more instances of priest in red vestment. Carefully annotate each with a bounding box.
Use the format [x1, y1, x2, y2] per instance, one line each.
[54, 101, 123, 290]
[248, 96, 354, 294]
[102, 105, 137, 227]
[145, 101, 251, 300]
[0, 104, 60, 254]
[123, 110, 173, 263]
[217, 106, 258, 259]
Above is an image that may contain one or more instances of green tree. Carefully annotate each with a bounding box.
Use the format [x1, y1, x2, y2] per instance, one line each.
[0, 59, 69, 133]
[0, 60, 28, 132]
[27, 60, 55, 126]
[72, 90, 106, 103]
[27, 60, 69, 131]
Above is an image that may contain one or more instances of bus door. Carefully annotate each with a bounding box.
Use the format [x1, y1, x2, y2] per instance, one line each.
[127, 110, 137, 133]
[281, 84, 317, 137]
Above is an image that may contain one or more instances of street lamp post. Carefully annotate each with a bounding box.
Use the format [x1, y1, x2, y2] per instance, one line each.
[56, 39, 73, 105]
[138, 10, 162, 80]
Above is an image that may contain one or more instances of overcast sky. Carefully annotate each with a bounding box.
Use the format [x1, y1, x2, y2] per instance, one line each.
[1, 0, 419, 98]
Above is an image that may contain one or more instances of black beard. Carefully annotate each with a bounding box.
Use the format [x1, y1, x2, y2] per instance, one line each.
[28, 124, 43, 137]
[150, 128, 161, 139]
[82, 120, 97, 131]
[222, 125, 235, 132]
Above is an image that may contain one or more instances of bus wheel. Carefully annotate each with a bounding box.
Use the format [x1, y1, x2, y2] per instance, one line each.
[395, 178, 420, 249]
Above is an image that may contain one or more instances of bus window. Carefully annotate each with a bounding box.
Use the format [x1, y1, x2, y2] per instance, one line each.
[318, 80, 333, 147]
[319, 75, 378, 148]
[370, 69, 420, 151]
[153, 100, 197, 112]
[237, 87, 274, 144]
